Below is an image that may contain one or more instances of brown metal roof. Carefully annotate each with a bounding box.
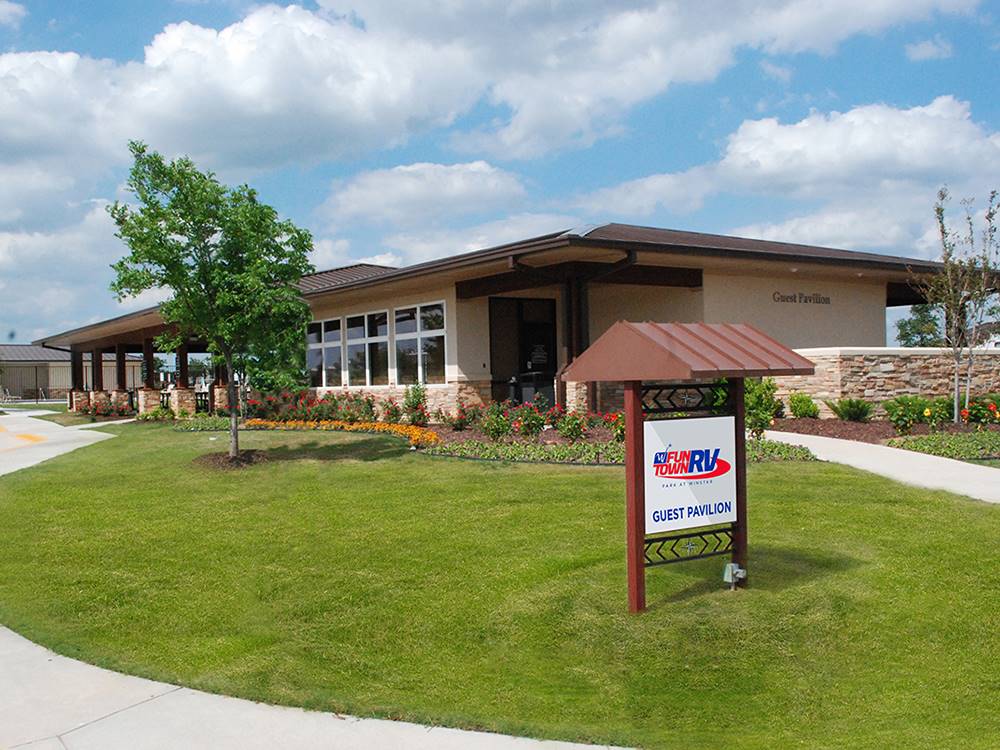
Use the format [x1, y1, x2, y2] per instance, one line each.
[297, 263, 397, 294]
[0, 345, 141, 362]
[560, 321, 815, 381]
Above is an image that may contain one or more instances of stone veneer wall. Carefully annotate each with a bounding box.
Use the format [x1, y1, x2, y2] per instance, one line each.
[313, 380, 493, 414]
[774, 347, 1000, 416]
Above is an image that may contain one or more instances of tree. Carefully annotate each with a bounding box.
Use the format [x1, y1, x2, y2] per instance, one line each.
[895, 304, 944, 347]
[141, 355, 166, 386]
[109, 142, 314, 458]
[914, 187, 998, 421]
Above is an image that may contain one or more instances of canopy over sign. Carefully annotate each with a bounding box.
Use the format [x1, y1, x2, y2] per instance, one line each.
[560, 321, 815, 382]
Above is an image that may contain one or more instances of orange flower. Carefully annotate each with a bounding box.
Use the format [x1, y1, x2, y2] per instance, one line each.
[244, 418, 440, 447]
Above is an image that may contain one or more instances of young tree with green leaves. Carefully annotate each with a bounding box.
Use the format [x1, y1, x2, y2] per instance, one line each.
[914, 187, 998, 421]
[894, 304, 944, 347]
[109, 142, 314, 458]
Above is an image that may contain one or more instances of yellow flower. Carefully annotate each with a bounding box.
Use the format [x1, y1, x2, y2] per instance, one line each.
[923, 407, 932, 417]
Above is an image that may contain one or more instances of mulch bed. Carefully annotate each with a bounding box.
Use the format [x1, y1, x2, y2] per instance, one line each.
[431, 424, 616, 445]
[194, 450, 268, 470]
[772, 418, 1000, 444]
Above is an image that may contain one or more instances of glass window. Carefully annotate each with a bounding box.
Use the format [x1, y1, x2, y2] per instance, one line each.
[346, 315, 365, 340]
[422, 335, 445, 384]
[324, 346, 342, 387]
[307, 347, 323, 387]
[306, 322, 322, 345]
[347, 344, 366, 385]
[323, 319, 341, 343]
[367, 311, 388, 337]
[368, 342, 389, 385]
[396, 338, 419, 385]
[420, 303, 444, 332]
[395, 307, 417, 335]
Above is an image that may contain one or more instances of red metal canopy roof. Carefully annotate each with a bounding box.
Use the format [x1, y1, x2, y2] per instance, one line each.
[561, 321, 815, 381]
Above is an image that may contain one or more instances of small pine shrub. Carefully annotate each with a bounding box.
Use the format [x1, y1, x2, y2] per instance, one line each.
[745, 377, 781, 438]
[824, 398, 873, 422]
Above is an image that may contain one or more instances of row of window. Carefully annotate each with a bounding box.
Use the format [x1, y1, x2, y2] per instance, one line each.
[306, 302, 446, 388]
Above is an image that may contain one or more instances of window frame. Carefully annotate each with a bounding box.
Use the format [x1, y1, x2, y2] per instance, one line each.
[393, 300, 447, 386]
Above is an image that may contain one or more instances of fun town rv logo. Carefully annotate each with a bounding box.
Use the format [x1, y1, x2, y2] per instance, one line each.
[652, 445, 731, 480]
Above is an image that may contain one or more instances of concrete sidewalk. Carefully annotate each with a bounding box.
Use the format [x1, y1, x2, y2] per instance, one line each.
[0, 626, 618, 750]
[767, 430, 1000, 503]
[0, 410, 114, 477]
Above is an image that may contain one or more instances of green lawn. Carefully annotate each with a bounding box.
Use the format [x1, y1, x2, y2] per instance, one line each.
[1, 402, 68, 412]
[0, 425, 997, 749]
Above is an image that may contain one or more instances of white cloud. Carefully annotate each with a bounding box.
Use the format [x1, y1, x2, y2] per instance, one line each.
[323, 161, 525, 227]
[382, 212, 577, 264]
[0, 1, 26, 28]
[116, 286, 172, 311]
[905, 34, 954, 60]
[578, 96, 999, 256]
[760, 60, 792, 83]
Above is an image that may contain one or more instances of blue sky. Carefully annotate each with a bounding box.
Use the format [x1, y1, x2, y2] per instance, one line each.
[1, 0, 998, 343]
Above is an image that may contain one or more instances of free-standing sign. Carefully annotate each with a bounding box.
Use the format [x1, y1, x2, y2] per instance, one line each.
[643, 416, 737, 534]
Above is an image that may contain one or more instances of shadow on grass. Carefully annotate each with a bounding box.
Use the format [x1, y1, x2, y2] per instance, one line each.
[256, 436, 409, 464]
[651, 544, 862, 606]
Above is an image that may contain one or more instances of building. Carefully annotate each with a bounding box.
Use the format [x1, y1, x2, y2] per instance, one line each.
[34, 223, 938, 413]
[0, 345, 142, 400]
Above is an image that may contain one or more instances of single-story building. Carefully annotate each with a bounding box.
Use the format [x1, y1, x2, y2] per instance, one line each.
[34, 222, 939, 413]
[0, 344, 141, 400]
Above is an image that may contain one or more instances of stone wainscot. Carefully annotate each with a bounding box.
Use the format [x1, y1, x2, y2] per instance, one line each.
[774, 347, 1000, 416]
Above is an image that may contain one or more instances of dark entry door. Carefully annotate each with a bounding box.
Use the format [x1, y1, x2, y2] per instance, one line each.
[488, 297, 557, 404]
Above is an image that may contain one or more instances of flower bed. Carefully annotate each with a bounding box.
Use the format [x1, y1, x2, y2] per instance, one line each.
[426, 437, 813, 465]
[772, 417, 1000, 445]
[886, 430, 1000, 461]
[243, 418, 440, 447]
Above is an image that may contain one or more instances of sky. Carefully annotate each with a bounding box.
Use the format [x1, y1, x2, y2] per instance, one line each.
[0, 0, 998, 344]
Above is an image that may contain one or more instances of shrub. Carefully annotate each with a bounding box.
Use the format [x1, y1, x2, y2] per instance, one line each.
[602, 412, 625, 441]
[136, 406, 175, 421]
[745, 377, 781, 438]
[746, 438, 816, 462]
[380, 398, 403, 424]
[438, 400, 476, 431]
[882, 395, 931, 435]
[888, 430, 1000, 461]
[480, 402, 513, 441]
[556, 411, 587, 442]
[173, 414, 230, 431]
[403, 384, 429, 426]
[967, 394, 1000, 424]
[788, 392, 819, 419]
[824, 398, 873, 422]
[512, 403, 546, 438]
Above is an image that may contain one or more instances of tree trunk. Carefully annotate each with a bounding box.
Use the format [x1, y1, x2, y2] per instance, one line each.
[225, 355, 239, 459]
[953, 356, 961, 423]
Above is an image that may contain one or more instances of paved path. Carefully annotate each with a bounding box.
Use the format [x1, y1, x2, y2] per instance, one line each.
[0, 413, 622, 750]
[0, 410, 114, 478]
[767, 430, 1000, 503]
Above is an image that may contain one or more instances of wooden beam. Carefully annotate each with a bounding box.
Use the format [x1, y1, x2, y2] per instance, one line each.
[91, 347, 103, 391]
[70, 350, 84, 391]
[886, 281, 928, 307]
[624, 380, 646, 613]
[731, 377, 748, 587]
[143, 338, 155, 389]
[177, 344, 189, 388]
[456, 262, 702, 299]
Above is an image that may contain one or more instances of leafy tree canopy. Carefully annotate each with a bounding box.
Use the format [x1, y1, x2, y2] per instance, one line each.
[895, 304, 944, 347]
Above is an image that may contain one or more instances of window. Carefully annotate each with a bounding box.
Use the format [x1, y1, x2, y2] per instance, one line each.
[323, 320, 342, 387]
[343, 311, 389, 386]
[395, 302, 445, 385]
[306, 322, 323, 386]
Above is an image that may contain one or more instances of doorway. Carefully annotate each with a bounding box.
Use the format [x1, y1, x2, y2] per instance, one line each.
[488, 297, 557, 405]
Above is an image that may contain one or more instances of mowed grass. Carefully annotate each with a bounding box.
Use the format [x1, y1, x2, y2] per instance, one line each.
[0, 425, 997, 749]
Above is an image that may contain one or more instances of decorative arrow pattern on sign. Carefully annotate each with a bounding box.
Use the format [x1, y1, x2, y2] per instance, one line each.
[640, 383, 730, 415]
[643, 526, 734, 566]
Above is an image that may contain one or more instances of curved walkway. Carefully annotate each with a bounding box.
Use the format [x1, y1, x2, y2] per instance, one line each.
[767, 430, 1000, 503]
[0, 412, 622, 750]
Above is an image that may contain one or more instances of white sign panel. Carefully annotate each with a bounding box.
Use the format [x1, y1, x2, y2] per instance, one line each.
[643, 416, 737, 535]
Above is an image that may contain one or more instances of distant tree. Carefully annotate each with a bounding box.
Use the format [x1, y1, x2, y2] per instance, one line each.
[913, 187, 998, 421]
[141, 355, 167, 385]
[109, 141, 314, 459]
[895, 304, 944, 347]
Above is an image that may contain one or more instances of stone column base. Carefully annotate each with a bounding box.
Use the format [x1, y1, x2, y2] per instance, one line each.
[70, 390, 90, 412]
[90, 391, 111, 412]
[564, 381, 589, 413]
[169, 388, 196, 416]
[110, 390, 131, 411]
[137, 389, 161, 414]
[212, 385, 230, 413]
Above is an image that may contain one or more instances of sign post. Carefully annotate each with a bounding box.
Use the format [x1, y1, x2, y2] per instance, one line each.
[624, 379, 749, 613]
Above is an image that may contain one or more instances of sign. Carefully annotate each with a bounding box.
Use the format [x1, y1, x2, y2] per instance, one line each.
[643, 416, 737, 534]
[772, 291, 831, 305]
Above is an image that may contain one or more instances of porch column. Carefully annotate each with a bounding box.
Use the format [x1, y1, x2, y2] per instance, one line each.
[212, 362, 230, 412]
[90, 347, 110, 412]
[115, 343, 127, 390]
[143, 338, 155, 389]
[169, 343, 195, 415]
[561, 277, 593, 412]
[176, 344, 189, 388]
[70, 350, 88, 411]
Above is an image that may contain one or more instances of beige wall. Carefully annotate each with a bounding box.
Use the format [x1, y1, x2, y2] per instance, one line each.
[589, 283, 704, 341]
[701, 272, 886, 348]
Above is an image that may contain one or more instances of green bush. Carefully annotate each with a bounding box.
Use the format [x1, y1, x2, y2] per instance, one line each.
[479, 401, 512, 441]
[824, 398, 873, 422]
[746, 438, 816, 462]
[788, 392, 819, 419]
[882, 395, 932, 435]
[403, 384, 428, 426]
[555, 411, 587, 442]
[512, 403, 546, 438]
[136, 406, 175, 422]
[380, 398, 402, 424]
[888, 430, 1000, 461]
[745, 377, 781, 438]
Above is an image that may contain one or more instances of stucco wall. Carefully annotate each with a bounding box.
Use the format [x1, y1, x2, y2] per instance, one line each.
[701, 272, 887, 348]
[588, 283, 704, 340]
